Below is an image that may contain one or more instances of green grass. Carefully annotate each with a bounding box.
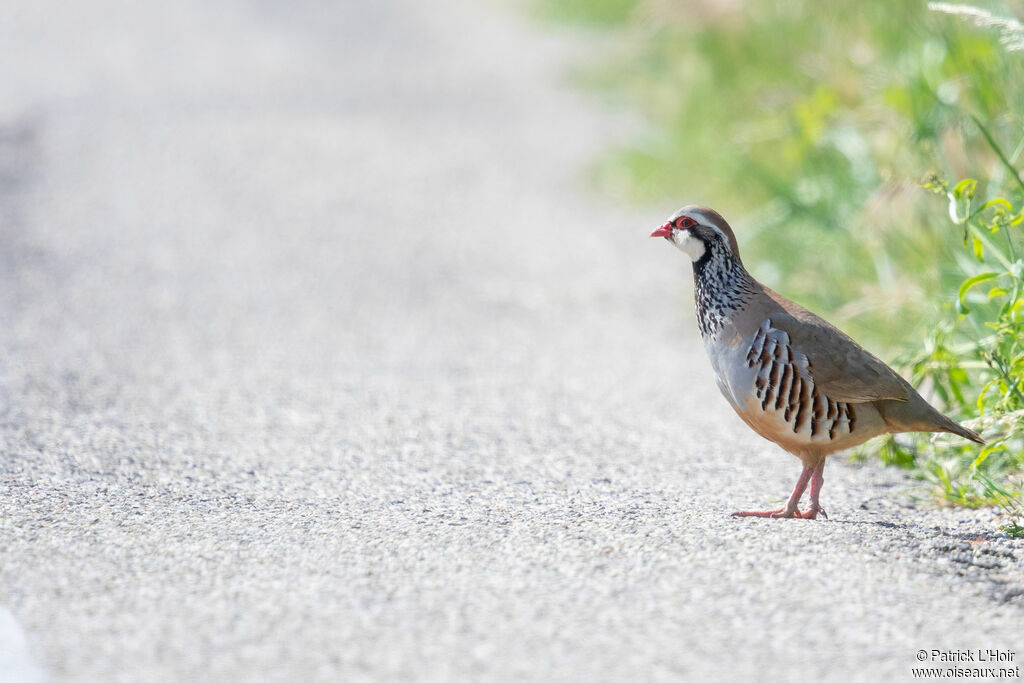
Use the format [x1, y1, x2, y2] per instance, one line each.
[537, 0, 1024, 533]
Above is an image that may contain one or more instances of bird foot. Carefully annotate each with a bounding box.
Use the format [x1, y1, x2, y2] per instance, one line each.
[731, 508, 802, 519]
[731, 506, 829, 520]
[799, 505, 828, 520]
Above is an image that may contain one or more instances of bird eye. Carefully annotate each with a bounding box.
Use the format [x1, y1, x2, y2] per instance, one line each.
[676, 217, 695, 229]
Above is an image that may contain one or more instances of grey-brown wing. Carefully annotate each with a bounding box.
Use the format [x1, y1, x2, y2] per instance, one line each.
[764, 299, 910, 404]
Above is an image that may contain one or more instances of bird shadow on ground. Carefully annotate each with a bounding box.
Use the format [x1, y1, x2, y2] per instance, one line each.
[829, 519, 1024, 605]
[830, 518, 1009, 543]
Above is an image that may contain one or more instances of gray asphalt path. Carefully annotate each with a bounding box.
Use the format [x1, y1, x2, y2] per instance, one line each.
[1, 1, 1022, 681]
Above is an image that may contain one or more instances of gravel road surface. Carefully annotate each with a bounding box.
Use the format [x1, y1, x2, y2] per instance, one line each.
[1, 1, 1022, 681]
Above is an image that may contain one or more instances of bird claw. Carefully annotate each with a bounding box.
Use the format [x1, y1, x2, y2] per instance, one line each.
[731, 508, 801, 519]
[732, 506, 828, 520]
[800, 505, 828, 520]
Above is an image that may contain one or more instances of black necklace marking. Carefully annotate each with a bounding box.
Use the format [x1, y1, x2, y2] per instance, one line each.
[692, 240, 756, 337]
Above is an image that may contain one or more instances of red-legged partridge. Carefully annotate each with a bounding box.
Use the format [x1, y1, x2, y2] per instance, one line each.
[651, 205, 983, 519]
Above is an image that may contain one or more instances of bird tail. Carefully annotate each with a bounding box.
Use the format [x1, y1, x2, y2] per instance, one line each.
[878, 396, 985, 445]
[939, 417, 985, 445]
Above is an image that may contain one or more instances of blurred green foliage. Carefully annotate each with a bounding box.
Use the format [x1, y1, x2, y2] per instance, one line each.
[537, 0, 1024, 528]
[536, 0, 1024, 338]
[534, 0, 641, 26]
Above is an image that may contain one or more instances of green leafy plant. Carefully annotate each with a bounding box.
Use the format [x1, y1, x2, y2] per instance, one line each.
[896, 160, 1024, 527]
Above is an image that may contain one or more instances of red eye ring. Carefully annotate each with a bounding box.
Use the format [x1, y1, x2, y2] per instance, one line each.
[676, 217, 695, 229]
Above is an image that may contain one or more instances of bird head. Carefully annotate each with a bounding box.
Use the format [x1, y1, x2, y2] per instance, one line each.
[650, 205, 742, 265]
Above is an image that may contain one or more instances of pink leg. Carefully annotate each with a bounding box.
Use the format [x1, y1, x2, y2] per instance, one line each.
[800, 459, 828, 519]
[732, 464, 813, 519]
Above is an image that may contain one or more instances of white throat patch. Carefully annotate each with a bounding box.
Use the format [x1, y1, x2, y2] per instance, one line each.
[673, 230, 706, 262]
